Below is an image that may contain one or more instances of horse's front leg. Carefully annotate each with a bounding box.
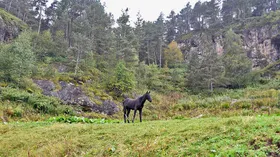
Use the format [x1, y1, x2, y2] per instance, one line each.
[132, 109, 137, 123]
[139, 109, 142, 122]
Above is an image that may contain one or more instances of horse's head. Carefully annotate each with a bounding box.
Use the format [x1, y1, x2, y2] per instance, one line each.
[145, 91, 152, 102]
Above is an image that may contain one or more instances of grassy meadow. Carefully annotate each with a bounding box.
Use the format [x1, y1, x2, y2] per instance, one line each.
[1, 116, 280, 157]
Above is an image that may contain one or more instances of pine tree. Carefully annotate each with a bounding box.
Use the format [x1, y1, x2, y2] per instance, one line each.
[166, 10, 177, 44]
[186, 34, 224, 92]
[115, 9, 138, 68]
[222, 29, 252, 88]
[190, 1, 207, 30]
[205, 0, 221, 27]
[155, 13, 165, 68]
[177, 2, 192, 39]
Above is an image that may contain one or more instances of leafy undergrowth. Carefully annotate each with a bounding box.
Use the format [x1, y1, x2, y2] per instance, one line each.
[0, 116, 280, 156]
[48, 116, 120, 124]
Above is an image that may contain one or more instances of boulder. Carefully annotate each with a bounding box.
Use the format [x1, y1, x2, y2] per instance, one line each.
[33, 80, 119, 115]
[0, 8, 27, 42]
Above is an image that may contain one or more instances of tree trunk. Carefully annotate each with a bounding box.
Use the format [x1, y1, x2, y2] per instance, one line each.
[154, 46, 157, 65]
[210, 81, 213, 93]
[38, 3, 43, 34]
[8, 0, 13, 12]
[23, 13, 27, 22]
[75, 49, 81, 75]
[147, 40, 150, 65]
[68, 19, 73, 47]
[159, 38, 162, 68]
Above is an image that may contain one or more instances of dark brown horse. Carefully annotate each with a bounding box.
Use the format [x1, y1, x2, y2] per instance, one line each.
[123, 91, 152, 123]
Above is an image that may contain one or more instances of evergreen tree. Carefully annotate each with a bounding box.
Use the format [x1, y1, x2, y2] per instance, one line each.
[141, 21, 157, 65]
[222, 29, 252, 88]
[221, 0, 234, 24]
[32, 0, 48, 34]
[177, 3, 192, 39]
[155, 13, 165, 68]
[115, 9, 138, 68]
[205, 0, 221, 27]
[190, 1, 207, 30]
[186, 34, 224, 92]
[166, 10, 177, 43]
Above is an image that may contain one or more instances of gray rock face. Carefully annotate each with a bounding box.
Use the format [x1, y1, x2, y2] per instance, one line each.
[243, 25, 280, 68]
[34, 80, 119, 115]
[180, 25, 280, 69]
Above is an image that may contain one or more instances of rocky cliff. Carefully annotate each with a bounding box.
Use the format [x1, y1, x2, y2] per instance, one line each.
[0, 8, 27, 42]
[179, 11, 280, 69]
[33, 80, 119, 115]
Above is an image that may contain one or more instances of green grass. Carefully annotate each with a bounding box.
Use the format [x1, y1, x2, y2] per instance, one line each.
[48, 116, 121, 124]
[1, 116, 280, 156]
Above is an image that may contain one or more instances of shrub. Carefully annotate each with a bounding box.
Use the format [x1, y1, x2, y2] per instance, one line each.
[48, 116, 120, 124]
[0, 31, 35, 82]
[106, 62, 136, 96]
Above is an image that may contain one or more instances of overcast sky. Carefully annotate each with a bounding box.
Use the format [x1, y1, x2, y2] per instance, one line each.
[100, 0, 202, 23]
[48, 0, 203, 23]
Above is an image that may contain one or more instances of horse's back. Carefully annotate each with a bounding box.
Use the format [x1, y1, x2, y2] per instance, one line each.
[123, 98, 137, 109]
[123, 98, 130, 105]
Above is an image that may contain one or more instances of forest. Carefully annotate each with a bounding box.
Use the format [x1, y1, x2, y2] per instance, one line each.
[1, 0, 280, 156]
[0, 0, 279, 93]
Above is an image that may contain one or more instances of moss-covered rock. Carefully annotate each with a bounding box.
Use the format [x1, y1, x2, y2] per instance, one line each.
[0, 8, 28, 42]
[33, 79, 119, 115]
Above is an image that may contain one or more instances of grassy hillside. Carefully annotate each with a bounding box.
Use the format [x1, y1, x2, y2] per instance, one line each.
[0, 8, 27, 30]
[1, 116, 280, 156]
[1, 79, 280, 122]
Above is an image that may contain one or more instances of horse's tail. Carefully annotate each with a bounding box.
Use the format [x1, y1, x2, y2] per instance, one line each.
[122, 99, 128, 113]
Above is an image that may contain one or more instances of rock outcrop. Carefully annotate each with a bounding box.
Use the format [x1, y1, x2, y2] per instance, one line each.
[179, 22, 280, 69]
[0, 8, 27, 42]
[33, 80, 119, 115]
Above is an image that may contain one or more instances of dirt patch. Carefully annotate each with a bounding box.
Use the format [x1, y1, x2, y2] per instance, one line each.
[266, 138, 273, 146]
[277, 142, 280, 149]
[249, 139, 256, 146]
[249, 138, 280, 156]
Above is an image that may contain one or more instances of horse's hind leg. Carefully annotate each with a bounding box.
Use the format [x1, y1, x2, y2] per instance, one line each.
[127, 109, 131, 123]
[123, 108, 127, 123]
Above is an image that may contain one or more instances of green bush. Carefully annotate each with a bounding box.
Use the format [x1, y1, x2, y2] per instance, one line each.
[106, 62, 136, 96]
[0, 31, 35, 82]
[48, 116, 120, 124]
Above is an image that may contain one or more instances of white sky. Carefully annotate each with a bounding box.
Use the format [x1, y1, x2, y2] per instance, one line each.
[48, 0, 203, 23]
[100, 0, 201, 23]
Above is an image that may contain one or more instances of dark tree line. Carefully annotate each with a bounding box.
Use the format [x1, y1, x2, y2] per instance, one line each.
[0, 0, 278, 92]
[1, 0, 280, 62]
